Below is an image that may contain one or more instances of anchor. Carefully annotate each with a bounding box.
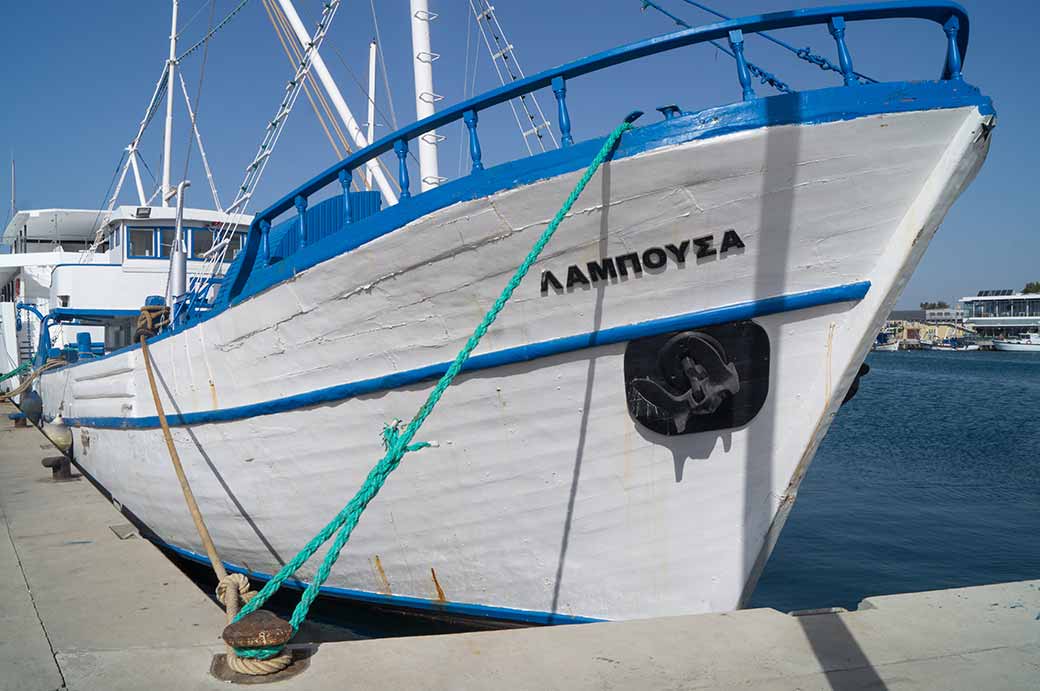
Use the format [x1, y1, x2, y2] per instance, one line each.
[630, 331, 741, 433]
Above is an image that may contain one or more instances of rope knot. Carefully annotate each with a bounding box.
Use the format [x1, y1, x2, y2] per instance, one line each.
[381, 420, 434, 456]
[216, 572, 254, 605]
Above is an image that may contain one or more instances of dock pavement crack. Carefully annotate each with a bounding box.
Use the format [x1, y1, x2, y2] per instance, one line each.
[0, 493, 68, 690]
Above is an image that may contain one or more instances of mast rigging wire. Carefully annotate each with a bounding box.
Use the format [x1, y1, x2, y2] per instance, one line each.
[369, 0, 399, 131]
[181, 0, 218, 182]
[674, 0, 876, 83]
[177, 0, 252, 62]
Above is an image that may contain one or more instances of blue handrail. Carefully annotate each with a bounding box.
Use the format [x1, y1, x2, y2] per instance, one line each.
[227, 1, 970, 304]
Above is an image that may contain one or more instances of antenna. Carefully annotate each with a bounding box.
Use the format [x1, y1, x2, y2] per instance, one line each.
[8, 155, 14, 224]
[367, 39, 377, 189]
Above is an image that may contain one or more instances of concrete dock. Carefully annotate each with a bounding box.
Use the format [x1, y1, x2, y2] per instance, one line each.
[2, 411, 1038, 690]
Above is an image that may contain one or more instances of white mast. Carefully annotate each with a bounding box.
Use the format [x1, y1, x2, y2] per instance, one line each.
[275, 0, 398, 205]
[161, 0, 179, 207]
[366, 39, 377, 189]
[410, 0, 441, 191]
[129, 151, 147, 205]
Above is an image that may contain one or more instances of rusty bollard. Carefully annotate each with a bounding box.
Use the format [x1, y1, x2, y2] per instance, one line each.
[41, 456, 72, 481]
[222, 610, 295, 650]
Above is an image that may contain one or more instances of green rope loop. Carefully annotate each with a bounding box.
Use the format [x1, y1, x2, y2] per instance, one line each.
[0, 362, 31, 383]
[231, 117, 636, 659]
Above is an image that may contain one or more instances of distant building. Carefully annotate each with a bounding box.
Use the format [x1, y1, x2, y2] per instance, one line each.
[889, 309, 925, 322]
[961, 289, 1040, 338]
[924, 307, 966, 322]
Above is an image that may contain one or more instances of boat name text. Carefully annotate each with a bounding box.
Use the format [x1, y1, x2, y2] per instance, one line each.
[540, 230, 746, 295]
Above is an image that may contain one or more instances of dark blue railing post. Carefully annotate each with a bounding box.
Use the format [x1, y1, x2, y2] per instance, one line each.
[551, 76, 574, 146]
[727, 30, 755, 101]
[294, 194, 308, 249]
[338, 168, 353, 226]
[394, 139, 411, 199]
[828, 16, 857, 85]
[463, 110, 484, 172]
[259, 219, 271, 265]
[943, 16, 963, 81]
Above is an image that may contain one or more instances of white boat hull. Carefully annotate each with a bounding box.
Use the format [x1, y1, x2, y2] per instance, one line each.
[40, 100, 992, 623]
[993, 341, 1040, 352]
[872, 340, 900, 352]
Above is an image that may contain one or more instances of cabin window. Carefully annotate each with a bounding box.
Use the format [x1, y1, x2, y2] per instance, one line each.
[227, 232, 244, 258]
[111, 226, 121, 248]
[192, 228, 214, 259]
[128, 227, 156, 258]
[158, 229, 179, 258]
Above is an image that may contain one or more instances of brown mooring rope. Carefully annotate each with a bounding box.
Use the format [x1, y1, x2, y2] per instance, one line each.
[140, 333, 291, 675]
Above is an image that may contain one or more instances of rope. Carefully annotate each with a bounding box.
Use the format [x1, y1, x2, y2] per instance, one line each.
[140, 332, 291, 675]
[135, 305, 170, 341]
[230, 116, 638, 661]
[261, 0, 347, 159]
[0, 360, 65, 402]
[0, 362, 30, 384]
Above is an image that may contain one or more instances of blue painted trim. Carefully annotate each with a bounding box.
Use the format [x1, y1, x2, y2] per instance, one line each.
[62, 281, 869, 430]
[159, 540, 602, 626]
[51, 308, 140, 320]
[41, 79, 987, 377]
[224, 2, 974, 307]
[223, 80, 985, 312]
[237, 2, 971, 239]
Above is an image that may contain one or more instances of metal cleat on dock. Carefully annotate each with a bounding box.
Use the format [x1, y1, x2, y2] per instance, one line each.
[221, 610, 294, 650]
[41, 455, 72, 481]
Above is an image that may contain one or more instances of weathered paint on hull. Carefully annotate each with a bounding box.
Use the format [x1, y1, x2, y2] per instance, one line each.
[41, 103, 992, 623]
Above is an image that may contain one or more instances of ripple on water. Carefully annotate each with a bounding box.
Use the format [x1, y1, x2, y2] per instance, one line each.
[751, 350, 1040, 612]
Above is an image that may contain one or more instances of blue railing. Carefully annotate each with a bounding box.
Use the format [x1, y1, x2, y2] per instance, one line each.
[225, 1, 970, 305]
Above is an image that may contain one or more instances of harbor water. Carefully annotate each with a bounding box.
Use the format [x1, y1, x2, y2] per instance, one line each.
[751, 349, 1040, 611]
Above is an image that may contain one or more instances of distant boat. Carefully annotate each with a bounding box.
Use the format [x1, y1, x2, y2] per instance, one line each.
[872, 339, 900, 352]
[993, 333, 1040, 352]
[932, 338, 979, 351]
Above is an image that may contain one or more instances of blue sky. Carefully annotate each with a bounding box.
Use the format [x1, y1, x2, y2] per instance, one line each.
[0, 0, 1034, 307]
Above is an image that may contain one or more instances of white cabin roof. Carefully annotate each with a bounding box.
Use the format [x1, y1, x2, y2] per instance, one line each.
[961, 291, 1039, 302]
[3, 209, 101, 244]
[108, 205, 254, 228]
[3, 206, 254, 248]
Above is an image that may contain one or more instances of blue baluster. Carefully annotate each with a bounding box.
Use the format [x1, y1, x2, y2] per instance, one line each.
[551, 76, 574, 146]
[338, 168, 353, 226]
[394, 139, 411, 199]
[943, 16, 963, 81]
[259, 219, 271, 265]
[463, 109, 484, 173]
[294, 194, 307, 250]
[828, 17, 857, 86]
[727, 30, 755, 101]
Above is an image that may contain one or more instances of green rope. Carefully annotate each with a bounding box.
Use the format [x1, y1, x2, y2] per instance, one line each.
[231, 116, 637, 659]
[0, 362, 30, 384]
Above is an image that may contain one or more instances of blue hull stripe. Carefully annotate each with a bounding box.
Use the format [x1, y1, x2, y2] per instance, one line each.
[160, 540, 603, 626]
[64, 281, 869, 430]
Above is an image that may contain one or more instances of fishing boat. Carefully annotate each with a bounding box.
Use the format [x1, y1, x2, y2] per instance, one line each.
[993, 333, 1040, 352]
[871, 338, 900, 352]
[35, 1, 993, 625]
[931, 338, 980, 351]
